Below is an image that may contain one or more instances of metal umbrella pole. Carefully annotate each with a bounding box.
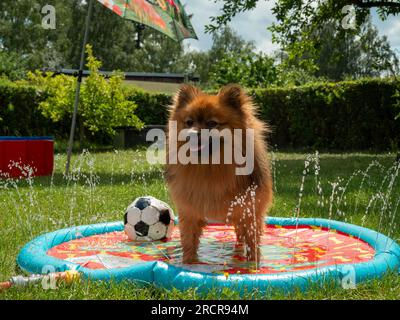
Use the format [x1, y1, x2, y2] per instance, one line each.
[65, 0, 94, 175]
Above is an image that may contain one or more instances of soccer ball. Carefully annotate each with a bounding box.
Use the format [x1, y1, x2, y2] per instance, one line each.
[124, 196, 175, 241]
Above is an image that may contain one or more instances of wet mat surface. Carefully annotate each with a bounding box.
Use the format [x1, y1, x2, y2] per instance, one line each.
[47, 224, 375, 274]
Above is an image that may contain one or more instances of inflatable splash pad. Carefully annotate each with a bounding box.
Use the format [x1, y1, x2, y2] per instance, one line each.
[17, 217, 400, 293]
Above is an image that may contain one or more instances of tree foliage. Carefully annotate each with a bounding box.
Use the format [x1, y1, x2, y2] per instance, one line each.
[312, 18, 399, 80]
[209, 51, 277, 88]
[207, 1, 400, 36]
[180, 26, 258, 85]
[207, 0, 400, 76]
[0, 1, 186, 74]
[1, 0, 399, 87]
[23, 45, 143, 138]
[0, 51, 28, 80]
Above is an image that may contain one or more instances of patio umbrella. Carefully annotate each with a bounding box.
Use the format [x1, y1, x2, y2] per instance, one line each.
[65, 0, 197, 174]
[98, 0, 197, 41]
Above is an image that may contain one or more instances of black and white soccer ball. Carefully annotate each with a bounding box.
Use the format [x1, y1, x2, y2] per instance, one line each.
[124, 196, 175, 241]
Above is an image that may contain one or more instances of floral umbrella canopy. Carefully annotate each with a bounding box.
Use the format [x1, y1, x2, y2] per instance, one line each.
[97, 0, 197, 41]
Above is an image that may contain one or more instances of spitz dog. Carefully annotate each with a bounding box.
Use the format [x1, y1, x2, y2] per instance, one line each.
[166, 84, 273, 263]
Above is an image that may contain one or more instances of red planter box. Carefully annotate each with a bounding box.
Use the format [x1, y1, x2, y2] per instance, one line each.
[0, 137, 54, 178]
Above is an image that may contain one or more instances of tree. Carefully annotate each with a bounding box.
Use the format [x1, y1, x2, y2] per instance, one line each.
[0, 51, 27, 80]
[181, 26, 256, 85]
[209, 51, 277, 88]
[175, 49, 210, 82]
[0, 1, 189, 75]
[207, 1, 400, 36]
[0, 0, 66, 70]
[208, 25, 256, 62]
[356, 19, 399, 78]
[314, 18, 399, 80]
[206, 1, 400, 73]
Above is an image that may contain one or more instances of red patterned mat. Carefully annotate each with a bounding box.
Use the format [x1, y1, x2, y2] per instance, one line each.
[47, 224, 375, 275]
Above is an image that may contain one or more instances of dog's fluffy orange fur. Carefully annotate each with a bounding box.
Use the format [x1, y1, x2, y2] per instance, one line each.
[166, 84, 273, 263]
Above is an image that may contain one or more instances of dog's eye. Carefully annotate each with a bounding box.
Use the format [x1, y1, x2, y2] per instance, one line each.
[185, 119, 194, 127]
[206, 120, 218, 128]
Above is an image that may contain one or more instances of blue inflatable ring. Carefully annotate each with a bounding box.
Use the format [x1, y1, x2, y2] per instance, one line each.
[17, 217, 400, 294]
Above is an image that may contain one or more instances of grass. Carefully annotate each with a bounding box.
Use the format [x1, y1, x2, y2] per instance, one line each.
[0, 148, 399, 300]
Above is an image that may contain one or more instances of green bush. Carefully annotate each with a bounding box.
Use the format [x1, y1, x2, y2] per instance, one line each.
[249, 78, 400, 150]
[0, 77, 58, 137]
[22, 45, 143, 142]
[124, 87, 171, 126]
[125, 78, 400, 151]
[209, 52, 277, 88]
[0, 51, 27, 81]
[1, 77, 399, 151]
[395, 88, 400, 121]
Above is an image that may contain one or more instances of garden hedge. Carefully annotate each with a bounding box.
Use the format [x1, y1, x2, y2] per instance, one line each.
[124, 88, 171, 126]
[1, 78, 399, 151]
[250, 79, 400, 150]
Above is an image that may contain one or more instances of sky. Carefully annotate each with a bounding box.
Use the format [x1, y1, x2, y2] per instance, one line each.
[183, 0, 400, 55]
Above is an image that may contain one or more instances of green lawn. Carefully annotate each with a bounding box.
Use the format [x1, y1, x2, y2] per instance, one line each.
[1, 149, 399, 300]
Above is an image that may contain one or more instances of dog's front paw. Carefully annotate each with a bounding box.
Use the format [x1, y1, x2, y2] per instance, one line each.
[245, 247, 261, 262]
[182, 255, 199, 264]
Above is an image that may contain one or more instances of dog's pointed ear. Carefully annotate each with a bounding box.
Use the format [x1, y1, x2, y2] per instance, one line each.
[218, 84, 245, 110]
[173, 84, 201, 109]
